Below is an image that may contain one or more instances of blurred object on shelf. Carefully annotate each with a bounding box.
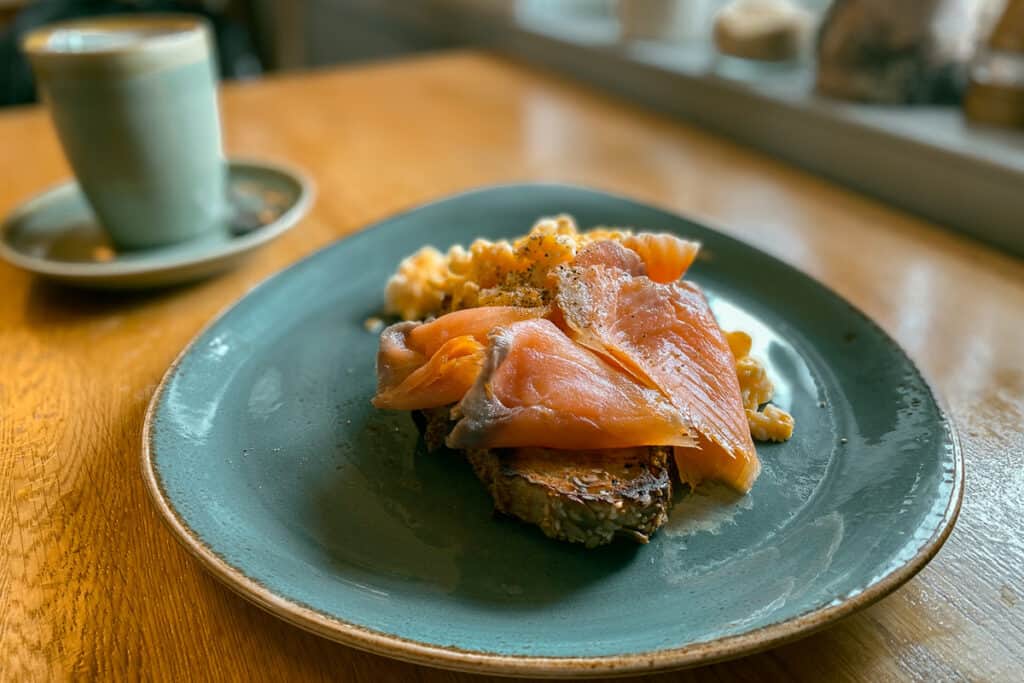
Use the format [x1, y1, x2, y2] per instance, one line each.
[965, 0, 1024, 128]
[713, 0, 812, 62]
[815, 0, 1006, 104]
[987, 0, 1024, 51]
[618, 0, 717, 43]
[618, 0, 683, 42]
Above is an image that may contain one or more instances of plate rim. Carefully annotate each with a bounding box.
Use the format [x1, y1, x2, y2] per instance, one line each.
[0, 156, 315, 280]
[140, 182, 964, 678]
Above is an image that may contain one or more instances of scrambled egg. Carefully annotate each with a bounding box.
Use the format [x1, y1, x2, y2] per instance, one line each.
[385, 215, 628, 321]
[726, 331, 795, 442]
[385, 216, 793, 442]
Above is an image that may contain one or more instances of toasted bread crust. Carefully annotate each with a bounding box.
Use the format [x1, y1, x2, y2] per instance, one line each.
[414, 408, 672, 547]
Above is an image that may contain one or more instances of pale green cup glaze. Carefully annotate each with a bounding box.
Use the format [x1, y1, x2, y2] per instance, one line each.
[23, 15, 226, 250]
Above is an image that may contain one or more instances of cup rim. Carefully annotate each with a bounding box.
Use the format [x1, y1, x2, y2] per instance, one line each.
[22, 13, 208, 59]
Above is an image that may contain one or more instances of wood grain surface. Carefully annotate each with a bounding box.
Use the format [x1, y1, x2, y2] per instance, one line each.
[1, 51, 1021, 682]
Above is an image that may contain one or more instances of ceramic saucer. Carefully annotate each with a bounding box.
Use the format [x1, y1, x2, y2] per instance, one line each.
[0, 158, 313, 289]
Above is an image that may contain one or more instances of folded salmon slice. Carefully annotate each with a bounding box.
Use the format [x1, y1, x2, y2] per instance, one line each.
[555, 263, 759, 492]
[372, 335, 485, 410]
[620, 233, 700, 283]
[447, 319, 696, 450]
[373, 306, 544, 410]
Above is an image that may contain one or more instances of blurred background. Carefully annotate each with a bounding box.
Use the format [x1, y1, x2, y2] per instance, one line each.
[2, 0, 1022, 253]
[1, 1, 1017, 106]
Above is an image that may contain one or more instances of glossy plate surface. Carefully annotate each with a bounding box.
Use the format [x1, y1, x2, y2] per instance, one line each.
[143, 185, 961, 677]
[0, 158, 313, 288]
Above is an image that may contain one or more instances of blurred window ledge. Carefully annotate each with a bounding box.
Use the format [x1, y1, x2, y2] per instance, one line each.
[431, 0, 1024, 258]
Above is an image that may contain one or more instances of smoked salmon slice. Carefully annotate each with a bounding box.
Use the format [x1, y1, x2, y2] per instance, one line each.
[574, 239, 647, 275]
[620, 233, 700, 283]
[373, 306, 544, 410]
[372, 335, 484, 410]
[447, 318, 696, 450]
[555, 262, 759, 492]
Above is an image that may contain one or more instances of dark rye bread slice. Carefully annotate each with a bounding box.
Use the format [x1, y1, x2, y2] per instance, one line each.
[413, 407, 673, 548]
[466, 446, 674, 548]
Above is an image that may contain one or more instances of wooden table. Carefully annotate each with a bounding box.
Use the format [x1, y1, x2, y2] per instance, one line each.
[2, 51, 1021, 682]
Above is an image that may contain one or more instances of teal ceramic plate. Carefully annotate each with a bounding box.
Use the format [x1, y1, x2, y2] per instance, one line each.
[0, 158, 313, 289]
[142, 185, 962, 677]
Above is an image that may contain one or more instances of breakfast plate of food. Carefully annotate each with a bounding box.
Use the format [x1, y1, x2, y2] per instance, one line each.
[142, 184, 962, 677]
